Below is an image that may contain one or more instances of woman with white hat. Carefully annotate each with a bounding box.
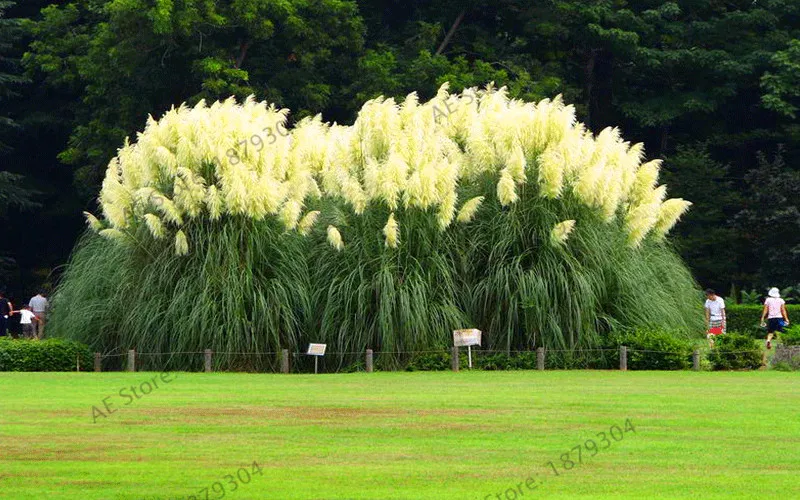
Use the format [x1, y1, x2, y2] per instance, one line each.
[761, 287, 790, 349]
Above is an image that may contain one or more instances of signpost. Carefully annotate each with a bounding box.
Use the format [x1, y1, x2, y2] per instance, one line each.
[453, 329, 482, 369]
[307, 343, 327, 374]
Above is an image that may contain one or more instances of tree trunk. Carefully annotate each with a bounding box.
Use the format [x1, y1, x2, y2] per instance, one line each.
[235, 40, 252, 69]
[435, 11, 466, 55]
[585, 49, 598, 129]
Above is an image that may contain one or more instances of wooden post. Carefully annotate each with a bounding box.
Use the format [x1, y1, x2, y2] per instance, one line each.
[693, 350, 700, 371]
[94, 352, 101, 372]
[537, 347, 545, 371]
[366, 349, 374, 373]
[127, 349, 136, 372]
[619, 346, 627, 371]
[204, 349, 212, 373]
[281, 349, 289, 374]
[451, 346, 459, 372]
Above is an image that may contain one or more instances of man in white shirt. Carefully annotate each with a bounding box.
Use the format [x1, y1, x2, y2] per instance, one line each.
[704, 289, 726, 345]
[29, 291, 49, 339]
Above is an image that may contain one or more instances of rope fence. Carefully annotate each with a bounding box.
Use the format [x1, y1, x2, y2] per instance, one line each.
[86, 344, 793, 374]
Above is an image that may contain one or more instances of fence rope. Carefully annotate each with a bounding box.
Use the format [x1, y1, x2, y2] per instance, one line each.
[97, 347, 769, 358]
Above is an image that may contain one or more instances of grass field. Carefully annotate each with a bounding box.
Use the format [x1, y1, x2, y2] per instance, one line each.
[1, 371, 798, 500]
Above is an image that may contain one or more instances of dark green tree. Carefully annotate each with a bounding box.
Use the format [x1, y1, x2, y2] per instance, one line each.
[734, 147, 800, 286]
[24, 0, 366, 194]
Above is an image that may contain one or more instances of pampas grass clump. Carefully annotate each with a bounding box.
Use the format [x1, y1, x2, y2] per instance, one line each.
[49, 84, 701, 369]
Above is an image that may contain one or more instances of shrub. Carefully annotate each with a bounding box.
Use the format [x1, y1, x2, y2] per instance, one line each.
[604, 328, 694, 370]
[708, 334, 763, 370]
[772, 362, 796, 372]
[545, 349, 616, 370]
[779, 325, 800, 346]
[0, 338, 93, 372]
[724, 305, 763, 337]
[476, 351, 540, 370]
[405, 351, 452, 371]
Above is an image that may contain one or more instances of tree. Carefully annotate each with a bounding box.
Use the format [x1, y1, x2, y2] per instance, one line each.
[0, 1, 38, 283]
[761, 39, 800, 119]
[734, 147, 800, 286]
[24, 0, 366, 195]
[0, 0, 25, 151]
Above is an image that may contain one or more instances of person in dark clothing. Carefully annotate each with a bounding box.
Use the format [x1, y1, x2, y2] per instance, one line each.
[0, 290, 12, 337]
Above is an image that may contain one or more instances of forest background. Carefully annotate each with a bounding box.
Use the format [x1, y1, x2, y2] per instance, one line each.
[1, 0, 798, 300]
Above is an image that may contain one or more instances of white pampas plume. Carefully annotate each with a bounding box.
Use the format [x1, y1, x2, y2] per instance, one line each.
[497, 169, 518, 206]
[550, 220, 576, 246]
[653, 199, 692, 239]
[99, 228, 127, 242]
[383, 213, 400, 248]
[174, 229, 189, 256]
[83, 212, 104, 232]
[327, 225, 344, 251]
[456, 196, 484, 223]
[143, 214, 166, 239]
[298, 210, 320, 236]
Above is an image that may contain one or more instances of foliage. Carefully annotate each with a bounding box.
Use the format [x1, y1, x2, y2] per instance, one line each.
[779, 325, 800, 347]
[404, 351, 453, 371]
[724, 305, 766, 337]
[708, 334, 763, 371]
[761, 39, 800, 119]
[0, 337, 91, 371]
[0, 0, 26, 151]
[23, 0, 365, 194]
[733, 148, 800, 286]
[604, 328, 694, 371]
[659, 144, 743, 289]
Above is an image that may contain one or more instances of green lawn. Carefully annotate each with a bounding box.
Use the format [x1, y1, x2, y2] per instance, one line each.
[1, 371, 798, 499]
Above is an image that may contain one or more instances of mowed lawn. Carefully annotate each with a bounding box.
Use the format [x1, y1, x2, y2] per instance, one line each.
[1, 371, 798, 500]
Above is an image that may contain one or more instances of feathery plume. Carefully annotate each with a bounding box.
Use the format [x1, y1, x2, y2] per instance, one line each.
[456, 196, 485, 223]
[327, 225, 344, 251]
[383, 213, 400, 248]
[174, 230, 189, 256]
[550, 220, 576, 246]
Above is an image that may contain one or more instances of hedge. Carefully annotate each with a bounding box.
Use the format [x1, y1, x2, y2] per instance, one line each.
[0, 338, 93, 371]
[397, 327, 695, 371]
[603, 329, 694, 370]
[708, 333, 763, 370]
[726, 304, 800, 338]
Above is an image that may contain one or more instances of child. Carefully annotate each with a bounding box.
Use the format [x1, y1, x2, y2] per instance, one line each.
[761, 287, 790, 349]
[11, 304, 39, 340]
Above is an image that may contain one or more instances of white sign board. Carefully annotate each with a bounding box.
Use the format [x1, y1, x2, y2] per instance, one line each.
[453, 329, 482, 347]
[307, 343, 327, 356]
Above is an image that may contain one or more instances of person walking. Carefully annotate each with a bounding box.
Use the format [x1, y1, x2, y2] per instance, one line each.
[29, 290, 49, 339]
[704, 289, 726, 346]
[0, 290, 12, 337]
[761, 287, 790, 350]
